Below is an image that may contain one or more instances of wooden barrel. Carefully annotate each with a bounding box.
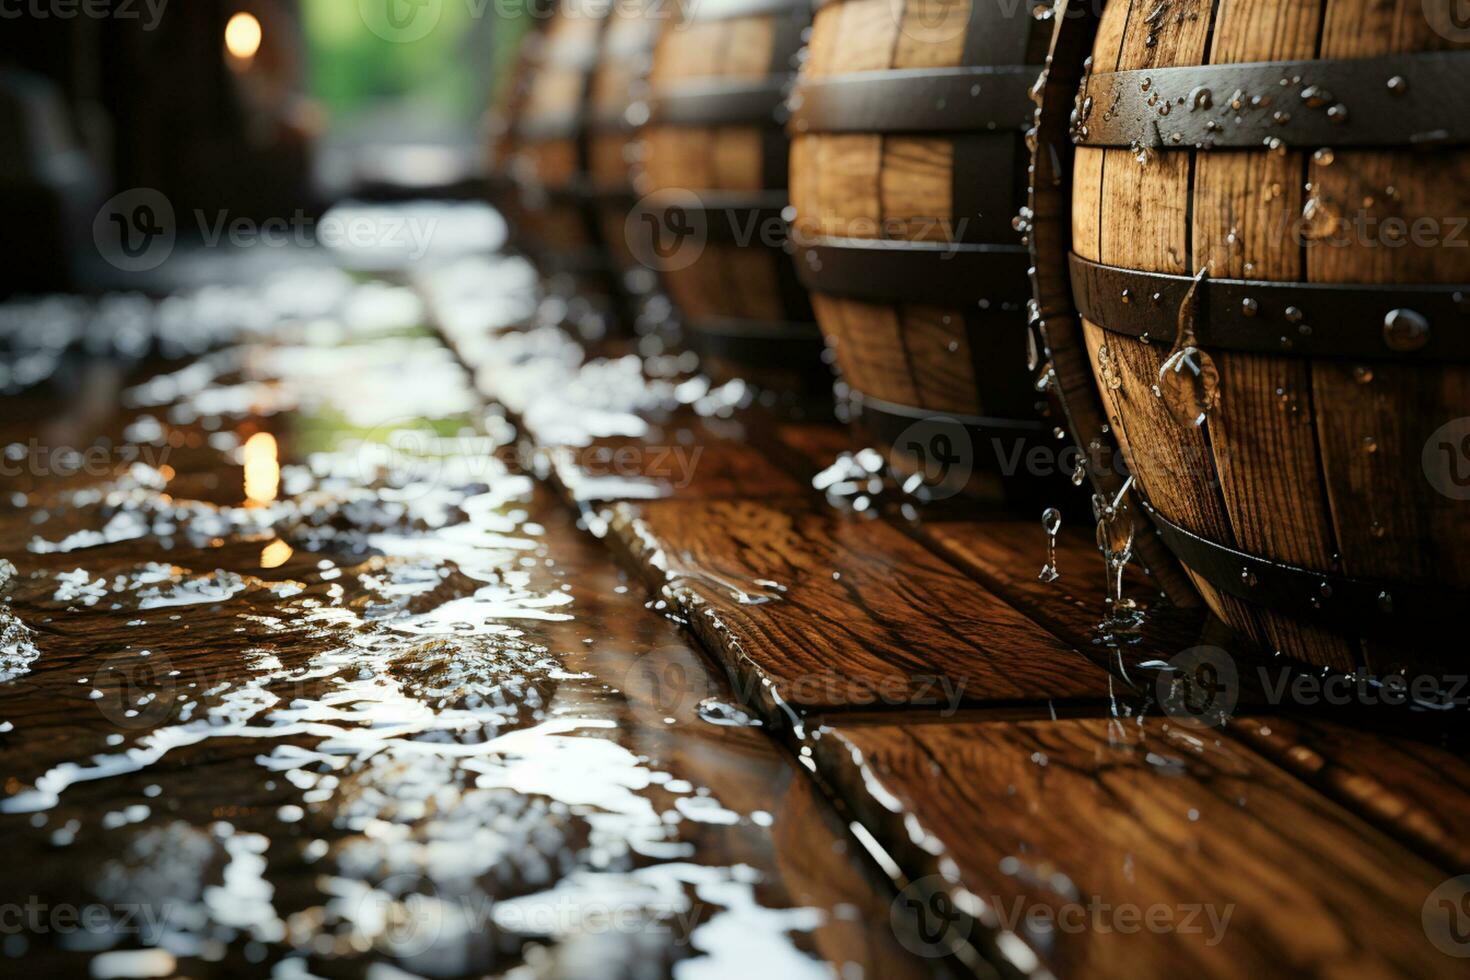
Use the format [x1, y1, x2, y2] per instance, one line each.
[587, 1, 665, 297]
[638, 0, 830, 400]
[511, 7, 625, 317]
[786, 0, 1056, 498]
[487, 25, 542, 255]
[1029, 0, 1470, 681]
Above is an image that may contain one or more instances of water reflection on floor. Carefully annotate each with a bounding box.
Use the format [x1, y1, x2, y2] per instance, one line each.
[0, 263, 921, 978]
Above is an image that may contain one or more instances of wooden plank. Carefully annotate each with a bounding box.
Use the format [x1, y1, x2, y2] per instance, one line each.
[1230, 715, 1470, 873]
[608, 499, 1114, 717]
[811, 715, 1460, 978]
[539, 416, 808, 505]
[919, 518, 1207, 679]
[922, 519, 1470, 869]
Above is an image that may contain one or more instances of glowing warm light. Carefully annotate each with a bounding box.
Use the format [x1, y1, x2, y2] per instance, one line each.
[224, 12, 263, 61]
[260, 539, 294, 569]
[243, 432, 280, 505]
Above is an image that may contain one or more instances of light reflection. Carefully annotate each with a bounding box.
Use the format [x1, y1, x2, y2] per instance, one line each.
[243, 431, 280, 504]
[260, 539, 293, 569]
[224, 11, 262, 62]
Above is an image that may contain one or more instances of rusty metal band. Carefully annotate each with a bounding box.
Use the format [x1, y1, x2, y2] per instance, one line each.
[856, 394, 1049, 435]
[647, 79, 789, 127]
[589, 183, 637, 208]
[790, 67, 1039, 134]
[1070, 254, 1470, 361]
[1026, 0, 1200, 606]
[855, 395, 1053, 490]
[588, 105, 636, 133]
[1139, 499, 1466, 642]
[534, 176, 599, 204]
[794, 237, 1032, 307]
[515, 110, 583, 142]
[1076, 51, 1470, 149]
[685, 0, 803, 21]
[638, 190, 789, 246]
[683, 316, 827, 366]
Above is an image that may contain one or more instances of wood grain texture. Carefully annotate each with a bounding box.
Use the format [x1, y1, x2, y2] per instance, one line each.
[789, 0, 1047, 493]
[609, 499, 1115, 716]
[1230, 715, 1470, 873]
[588, 4, 665, 274]
[813, 715, 1461, 978]
[920, 518, 1209, 679]
[541, 416, 808, 505]
[511, 11, 609, 277]
[1070, 0, 1470, 672]
[638, 3, 820, 389]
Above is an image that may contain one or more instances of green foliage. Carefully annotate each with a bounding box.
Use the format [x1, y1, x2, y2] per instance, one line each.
[300, 0, 531, 126]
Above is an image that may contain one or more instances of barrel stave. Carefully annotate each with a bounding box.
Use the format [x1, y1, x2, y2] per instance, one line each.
[640, 1, 827, 396]
[1066, 0, 1470, 673]
[790, 0, 1052, 497]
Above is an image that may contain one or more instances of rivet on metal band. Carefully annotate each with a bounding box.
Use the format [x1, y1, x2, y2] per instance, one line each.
[1139, 498, 1464, 641]
[1069, 254, 1470, 361]
[1074, 51, 1470, 150]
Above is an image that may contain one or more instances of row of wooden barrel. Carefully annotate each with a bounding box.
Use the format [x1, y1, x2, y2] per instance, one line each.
[488, 0, 1470, 685]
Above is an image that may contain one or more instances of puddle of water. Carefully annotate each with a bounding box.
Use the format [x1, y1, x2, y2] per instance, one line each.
[0, 255, 893, 977]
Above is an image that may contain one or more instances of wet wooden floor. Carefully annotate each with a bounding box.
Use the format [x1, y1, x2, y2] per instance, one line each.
[1, 241, 1468, 978]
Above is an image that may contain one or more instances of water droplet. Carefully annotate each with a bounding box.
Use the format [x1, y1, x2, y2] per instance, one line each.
[1300, 196, 1341, 241]
[1039, 507, 1063, 583]
[1093, 481, 1144, 642]
[1300, 85, 1331, 107]
[1353, 365, 1373, 384]
[1361, 435, 1378, 454]
[1240, 568, 1258, 587]
[1241, 297, 1258, 317]
[1386, 75, 1409, 96]
[1284, 306, 1304, 324]
[1158, 347, 1221, 427]
[1097, 343, 1123, 390]
[1188, 86, 1213, 111]
[1312, 147, 1335, 166]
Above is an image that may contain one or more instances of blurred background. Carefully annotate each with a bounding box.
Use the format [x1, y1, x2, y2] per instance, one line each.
[1, 0, 529, 296]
